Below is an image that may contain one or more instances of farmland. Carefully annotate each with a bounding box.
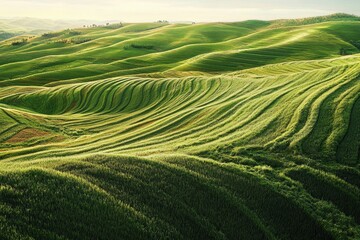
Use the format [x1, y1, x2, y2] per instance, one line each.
[0, 13, 359, 239]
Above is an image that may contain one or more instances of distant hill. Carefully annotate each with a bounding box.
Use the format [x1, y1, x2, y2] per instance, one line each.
[0, 14, 360, 86]
[0, 18, 119, 41]
[0, 31, 16, 41]
[1, 13, 358, 42]
[270, 13, 360, 27]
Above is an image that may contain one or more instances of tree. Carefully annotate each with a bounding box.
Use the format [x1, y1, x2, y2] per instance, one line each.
[339, 47, 347, 56]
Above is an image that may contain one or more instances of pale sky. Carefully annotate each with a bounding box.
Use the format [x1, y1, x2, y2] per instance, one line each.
[1, 0, 360, 22]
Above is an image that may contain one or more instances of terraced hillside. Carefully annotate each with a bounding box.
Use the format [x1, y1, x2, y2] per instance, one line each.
[0, 14, 359, 240]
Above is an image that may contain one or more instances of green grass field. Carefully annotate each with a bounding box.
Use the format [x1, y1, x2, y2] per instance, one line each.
[0, 13, 359, 239]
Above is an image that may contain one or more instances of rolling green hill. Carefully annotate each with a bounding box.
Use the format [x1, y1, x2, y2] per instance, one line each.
[1, 15, 360, 86]
[0, 14, 359, 239]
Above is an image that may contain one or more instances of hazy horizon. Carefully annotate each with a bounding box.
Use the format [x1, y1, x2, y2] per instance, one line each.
[0, 12, 358, 24]
[1, 0, 360, 22]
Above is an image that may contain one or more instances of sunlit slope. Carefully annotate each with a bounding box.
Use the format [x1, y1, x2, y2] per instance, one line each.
[174, 22, 360, 72]
[0, 19, 360, 86]
[1, 55, 359, 163]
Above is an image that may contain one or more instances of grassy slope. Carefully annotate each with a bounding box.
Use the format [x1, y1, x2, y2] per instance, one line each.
[0, 16, 360, 86]
[0, 14, 359, 239]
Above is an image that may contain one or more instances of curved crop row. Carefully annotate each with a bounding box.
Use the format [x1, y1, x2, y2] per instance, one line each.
[0, 57, 359, 163]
